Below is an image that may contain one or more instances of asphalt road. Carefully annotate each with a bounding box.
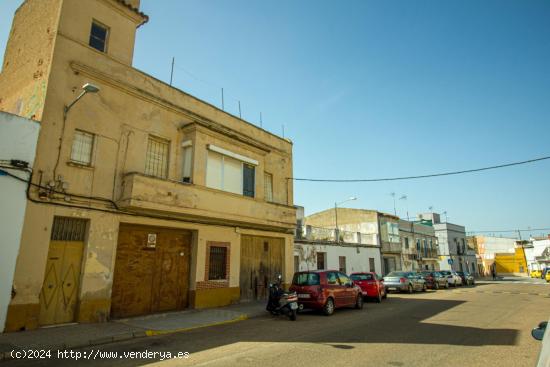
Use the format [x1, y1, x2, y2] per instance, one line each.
[5, 278, 550, 367]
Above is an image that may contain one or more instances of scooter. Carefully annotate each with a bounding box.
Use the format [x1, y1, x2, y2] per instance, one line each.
[266, 275, 298, 321]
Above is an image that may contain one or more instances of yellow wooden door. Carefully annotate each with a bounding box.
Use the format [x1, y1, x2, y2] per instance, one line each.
[39, 240, 84, 325]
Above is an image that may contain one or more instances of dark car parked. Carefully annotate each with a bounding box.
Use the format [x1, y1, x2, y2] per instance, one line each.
[419, 271, 449, 290]
[456, 271, 475, 286]
[289, 270, 363, 316]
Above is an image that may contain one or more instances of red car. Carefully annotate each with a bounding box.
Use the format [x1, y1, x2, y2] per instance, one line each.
[350, 272, 387, 302]
[289, 270, 363, 316]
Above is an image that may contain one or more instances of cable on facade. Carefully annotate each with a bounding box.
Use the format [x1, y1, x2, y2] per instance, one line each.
[289, 155, 550, 182]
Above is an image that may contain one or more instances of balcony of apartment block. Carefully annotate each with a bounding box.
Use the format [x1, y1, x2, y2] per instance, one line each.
[381, 242, 403, 253]
[117, 172, 296, 232]
[295, 225, 378, 246]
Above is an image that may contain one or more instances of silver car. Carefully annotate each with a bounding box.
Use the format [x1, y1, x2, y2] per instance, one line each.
[384, 271, 427, 294]
[439, 270, 463, 287]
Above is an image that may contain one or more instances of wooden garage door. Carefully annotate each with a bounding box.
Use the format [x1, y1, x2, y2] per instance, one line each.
[111, 225, 191, 319]
[240, 235, 285, 302]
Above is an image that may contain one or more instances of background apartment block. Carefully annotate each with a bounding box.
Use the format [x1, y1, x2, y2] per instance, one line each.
[399, 219, 439, 272]
[0, 0, 296, 332]
[305, 208, 401, 275]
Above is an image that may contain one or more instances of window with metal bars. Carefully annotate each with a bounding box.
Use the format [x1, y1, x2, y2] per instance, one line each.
[208, 246, 227, 280]
[70, 130, 94, 166]
[145, 136, 169, 179]
[51, 217, 88, 241]
[264, 172, 273, 202]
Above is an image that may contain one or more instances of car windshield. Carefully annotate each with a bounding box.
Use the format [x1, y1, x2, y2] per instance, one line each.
[421, 271, 432, 276]
[351, 273, 374, 281]
[386, 272, 406, 277]
[292, 273, 320, 286]
[439, 271, 451, 275]
[456, 272, 464, 275]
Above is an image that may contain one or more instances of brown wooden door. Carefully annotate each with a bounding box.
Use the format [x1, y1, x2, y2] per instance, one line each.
[111, 225, 191, 318]
[240, 235, 284, 302]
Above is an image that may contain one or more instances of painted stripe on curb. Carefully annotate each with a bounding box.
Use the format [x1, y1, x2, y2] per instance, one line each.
[144, 314, 248, 337]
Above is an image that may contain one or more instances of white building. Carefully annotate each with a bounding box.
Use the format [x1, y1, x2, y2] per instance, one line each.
[525, 236, 550, 271]
[0, 111, 40, 332]
[294, 206, 382, 275]
[418, 213, 477, 274]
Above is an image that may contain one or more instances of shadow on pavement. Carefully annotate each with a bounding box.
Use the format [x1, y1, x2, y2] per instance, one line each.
[79, 297, 519, 367]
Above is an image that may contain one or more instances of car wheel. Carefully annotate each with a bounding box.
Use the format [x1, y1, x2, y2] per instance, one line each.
[408, 284, 413, 294]
[323, 298, 335, 316]
[422, 283, 427, 292]
[355, 295, 364, 309]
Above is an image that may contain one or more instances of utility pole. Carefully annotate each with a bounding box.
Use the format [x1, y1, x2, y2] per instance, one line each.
[238, 100, 242, 118]
[390, 192, 396, 216]
[221, 88, 225, 110]
[169, 57, 175, 86]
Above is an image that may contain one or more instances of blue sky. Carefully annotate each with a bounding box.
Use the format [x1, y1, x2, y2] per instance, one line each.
[1, 0, 549, 237]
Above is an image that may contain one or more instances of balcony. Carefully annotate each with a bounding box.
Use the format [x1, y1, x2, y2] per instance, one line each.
[381, 242, 402, 253]
[295, 225, 378, 246]
[118, 172, 296, 232]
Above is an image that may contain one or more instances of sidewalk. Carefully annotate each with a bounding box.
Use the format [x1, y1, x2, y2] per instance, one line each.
[0, 301, 265, 361]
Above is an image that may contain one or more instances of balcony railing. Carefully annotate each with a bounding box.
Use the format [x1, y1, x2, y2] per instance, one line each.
[295, 225, 377, 246]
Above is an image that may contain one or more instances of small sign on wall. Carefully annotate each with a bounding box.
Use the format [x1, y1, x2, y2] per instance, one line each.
[147, 233, 157, 248]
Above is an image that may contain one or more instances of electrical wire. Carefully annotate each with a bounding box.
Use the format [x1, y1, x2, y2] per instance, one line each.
[467, 227, 550, 234]
[290, 155, 550, 182]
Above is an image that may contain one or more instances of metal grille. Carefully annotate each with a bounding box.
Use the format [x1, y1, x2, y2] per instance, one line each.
[145, 136, 169, 179]
[208, 246, 227, 280]
[70, 130, 94, 166]
[339, 256, 346, 273]
[51, 217, 88, 241]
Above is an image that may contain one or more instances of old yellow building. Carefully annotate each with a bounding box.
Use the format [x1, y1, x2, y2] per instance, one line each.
[0, 0, 296, 331]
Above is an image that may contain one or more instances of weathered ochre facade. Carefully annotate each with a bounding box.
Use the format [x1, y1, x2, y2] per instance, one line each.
[0, 0, 295, 331]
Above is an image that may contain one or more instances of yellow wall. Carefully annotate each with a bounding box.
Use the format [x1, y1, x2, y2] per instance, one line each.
[495, 248, 527, 275]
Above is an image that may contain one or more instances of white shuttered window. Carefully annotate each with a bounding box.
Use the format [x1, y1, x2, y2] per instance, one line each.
[206, 150, 255, 197]
[70, 130, 94, 166]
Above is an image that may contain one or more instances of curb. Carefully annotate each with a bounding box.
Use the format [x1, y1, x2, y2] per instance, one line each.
[144, 314, 248, 336]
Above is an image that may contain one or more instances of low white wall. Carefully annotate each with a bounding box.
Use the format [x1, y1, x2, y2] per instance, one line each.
[294, 242, 382, 276]
[0, 112, 40, 332]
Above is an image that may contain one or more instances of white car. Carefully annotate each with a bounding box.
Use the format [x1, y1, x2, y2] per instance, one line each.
[439, 270, 462, 287]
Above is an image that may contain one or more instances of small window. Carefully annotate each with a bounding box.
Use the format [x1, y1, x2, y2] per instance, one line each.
[89, 21, 108, 52]
[264, 172, 273, 202]
[317, 252, 326, 270]
[181, 145, 193, 183]
[70, 130, 94, 166]
[404, 237, 409, 249]
[369, 258, 376, 273]
[243, 164, 255, 197]
[339, 256, 346, 274]
[208, 246, 227, 280]
[145, 136, 169, 179]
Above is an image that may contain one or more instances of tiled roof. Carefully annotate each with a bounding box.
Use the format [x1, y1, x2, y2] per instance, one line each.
[115, 0, 149, 24]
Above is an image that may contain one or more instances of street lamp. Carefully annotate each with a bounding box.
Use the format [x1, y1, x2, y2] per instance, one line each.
[64, 83, 100, 117]
[54, 83, 101, 177]
[335, 196, 357, 242]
